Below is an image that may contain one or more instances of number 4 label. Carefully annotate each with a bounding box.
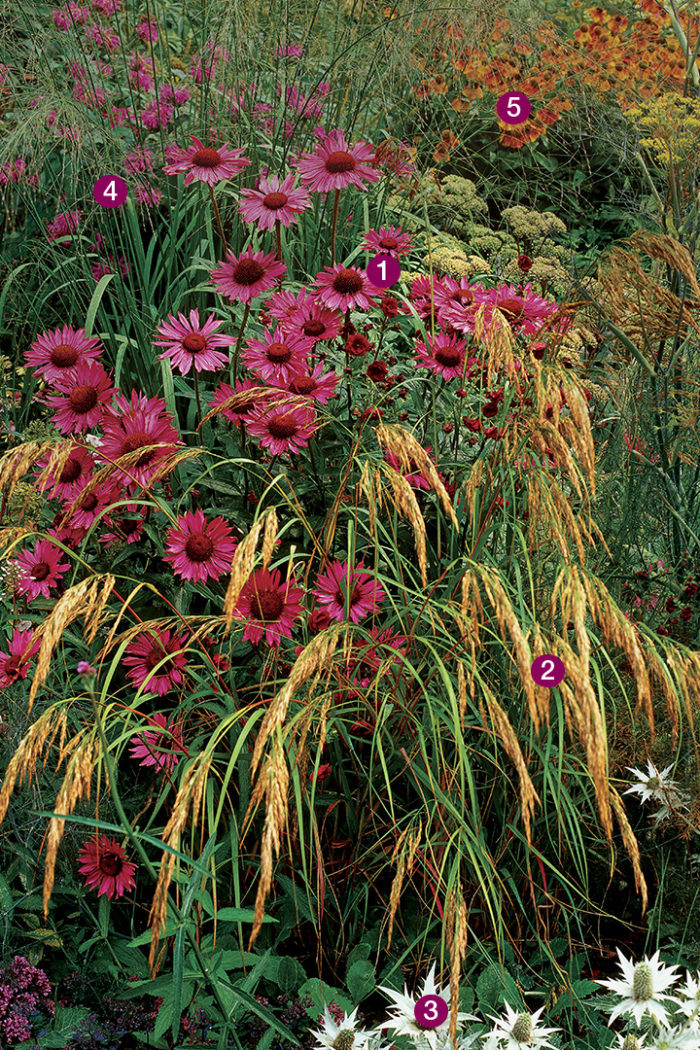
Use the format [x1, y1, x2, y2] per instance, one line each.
[93, 174, 128, 208]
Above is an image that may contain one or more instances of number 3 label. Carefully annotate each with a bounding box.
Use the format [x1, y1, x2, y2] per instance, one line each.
[414, 994, 449, 1028]
[93, 174, 128, 208]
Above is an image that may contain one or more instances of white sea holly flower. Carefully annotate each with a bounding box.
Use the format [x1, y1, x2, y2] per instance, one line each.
[615, 1033, 648, 1050]
[624, 760, 689, 812]
[596, 949, 682, 1028]
[674, 972, 700, 1027]
[649, 1024, 700, 1050]
[486, 1001, 560, 1050]
[376, 963, 478, 1050]
[311, 1006, 374, 1050]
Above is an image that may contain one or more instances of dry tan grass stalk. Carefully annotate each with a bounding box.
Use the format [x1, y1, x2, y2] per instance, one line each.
[457, 662, 467, 727]
[197, 386, 280, 428]
[357, 462, 381, 542]
[29, 575, 115, 713]
[561, 380, 596, 496]
[578, 571, 654, 733]
[261, 506, 278, 571]
[147, 754, 212, 973]
[222, 508, 277, 632]
[0, 526, 34, 552]
[627, 230, 700, 298]
[644, 644, 682, 743]
[460, 570, 483, 703]
[248, 744, 289, 947]
[445, 880, 468, 1050]
[558, 663, 613, 841]
[32, 441, 78, 501]
[481, 682, 540, 842]
[381, 462, 428, 586]
[461, 458, 485, 533]
[610, 787, 648, 913]
[56, 448, 204, 527]
[0, 441, 60, 504]
[385, 823, 422, 951]
[529, 624, 553, 731]
[375, 423, 458, 527]
[0, 707, 67, 828]
[250, 627, 342, 777]
[43, 734, 98, 918]
[475, 567, 540, 733]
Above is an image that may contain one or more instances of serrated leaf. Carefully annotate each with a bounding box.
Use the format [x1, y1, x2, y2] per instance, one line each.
[26, 927, 62, 948]
[347, 960, 375, 1002]
[276, 956, 306, 994]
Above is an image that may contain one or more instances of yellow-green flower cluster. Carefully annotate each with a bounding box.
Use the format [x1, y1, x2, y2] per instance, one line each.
[501, 205, 568, 242]
[5, 481, 44, 527]
[624, 91, 700, 167]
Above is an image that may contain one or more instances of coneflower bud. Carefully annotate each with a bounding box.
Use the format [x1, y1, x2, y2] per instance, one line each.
[512, 1013, 533, 1043]
[332, 1030, 354, 1050]
[632, 962, 654, 1001]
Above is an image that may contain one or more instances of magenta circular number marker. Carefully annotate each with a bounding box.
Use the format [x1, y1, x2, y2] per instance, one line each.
[367, 252, 401, 289]
[495, 92, 531, 125]
[93, 175, 128, 208]
[531, 654, 566, 688]
[414, 994, 449, 1029]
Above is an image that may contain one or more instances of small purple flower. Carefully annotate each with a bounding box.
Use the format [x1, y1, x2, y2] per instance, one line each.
[77, 660, 95, 675]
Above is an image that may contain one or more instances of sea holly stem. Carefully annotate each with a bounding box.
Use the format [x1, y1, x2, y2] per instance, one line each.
[208, 184, 228, 253]
[231, 301, 251, 384]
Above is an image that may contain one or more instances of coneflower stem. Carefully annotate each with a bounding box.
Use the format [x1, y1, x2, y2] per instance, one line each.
[330, 187, 341, 266]
[232, 301, 251, 384]
[193, 369, 203, 443]
[208, 184, 227, 253]
[275, 217, 282, 263]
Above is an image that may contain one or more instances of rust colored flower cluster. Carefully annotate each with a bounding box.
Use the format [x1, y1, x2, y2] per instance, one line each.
[412, 1, 700, 151]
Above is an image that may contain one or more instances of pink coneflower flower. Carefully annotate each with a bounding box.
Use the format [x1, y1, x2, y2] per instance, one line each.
[207, 377, 272, 427]
[361, 225, 413, 258]
[270, 289, 343, 344]
[47, 209, 82, 242]
[163, 509, 238, 584]
[270, 361, 339, 403]
[61, 478, 123, 530]
[433, 277, 488, 317]
[0, 627, 41, 689]
[210, 247, 287, 305]
[297, 128, 381, 194]
[311, 264, 381, 312]
[129, 713, 187, 773]
[45, 361, 114, 435]
[98, 390, 183, 489]
[15, 539, 71, 602]
[99, 505, 146, 546]
[153, 308, 234, 375]
[34, 443, 96, 501]
[241, 327, 314, 384]
[237, 173, 311, 231]
[312, 560, 386, 624]
[245, 396, 318, 455]
[77, 836, 136, 900]
[25, 324, 103, 384]
[123, 627, 189, 696]
[232, 566, 304, 646]
[162, 135, 250, 186]
[414, 331, 471, 381]
[478, 282, 560, 336]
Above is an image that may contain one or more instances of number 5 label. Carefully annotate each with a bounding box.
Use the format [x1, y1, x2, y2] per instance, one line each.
[93, 174, 128, 208]
[496, 92, 531, 126]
